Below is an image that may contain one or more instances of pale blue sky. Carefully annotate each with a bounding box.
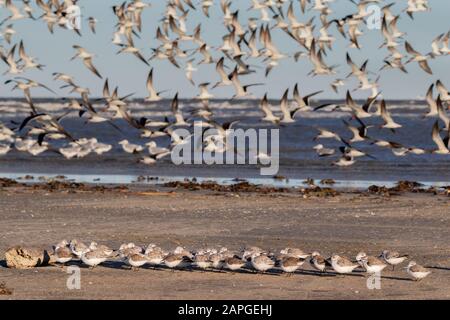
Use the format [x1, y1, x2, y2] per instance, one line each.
[1, 0, 449, 100]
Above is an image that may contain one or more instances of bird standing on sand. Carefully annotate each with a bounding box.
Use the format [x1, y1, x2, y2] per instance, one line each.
[406, 261, 431, 281]
[53, 240, 73, 266]
[331, 255, 359, 274]
[381, 250, 409, 271]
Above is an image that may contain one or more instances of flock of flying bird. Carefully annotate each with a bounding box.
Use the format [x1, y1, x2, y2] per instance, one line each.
[0, 0, 449, 167]
[51, 239, 432, 281]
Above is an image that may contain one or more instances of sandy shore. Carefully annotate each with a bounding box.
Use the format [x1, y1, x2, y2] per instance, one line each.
[0, 181, 449, 300]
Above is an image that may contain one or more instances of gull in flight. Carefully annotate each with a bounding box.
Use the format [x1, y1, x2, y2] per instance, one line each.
[379, 99, 402, 129]
[431, 121, 449, 155]
[405, 41, 433, 75]
[119, 140, 144, 154]
[71, 45, 103, 79]
[259, 94, 280, 125]
[145, 68, 166, 102]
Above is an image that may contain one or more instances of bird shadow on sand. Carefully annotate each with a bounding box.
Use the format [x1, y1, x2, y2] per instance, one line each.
[425, 266, 450, 271]
[5, 259, 415, 281]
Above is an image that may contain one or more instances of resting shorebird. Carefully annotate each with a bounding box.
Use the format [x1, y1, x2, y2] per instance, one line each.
[210, 253, 224, 269]
[118, 243, 143, 259]
[331, 254, 359, 274]
[145, 250, 165, 268]
[126, 253, 148, 270]
[310, 251, 330, 273]
[358, 253, 388, 274]
[194, 253, 212, 270]
[163, 254, 191, 270]
[69, 239, 89, 258]
[406, 261, 431, 281]
[280, 247, 310, 259]
[279, 256, 305, 275]
[251, 254, 275, 273]
[223, 256, 245, 271]
[53, 240, 73, 266]
[381, 250, 409, 270]
[80, 249, 110, 268]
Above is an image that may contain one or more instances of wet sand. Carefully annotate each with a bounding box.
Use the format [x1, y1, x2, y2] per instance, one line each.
[0, 182, 449, 300]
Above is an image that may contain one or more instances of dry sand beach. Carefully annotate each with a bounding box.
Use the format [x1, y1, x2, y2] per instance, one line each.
[0, 179, 449, 300]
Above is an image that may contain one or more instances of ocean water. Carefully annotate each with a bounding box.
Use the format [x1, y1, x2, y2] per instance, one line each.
[1, 98, 449, 185]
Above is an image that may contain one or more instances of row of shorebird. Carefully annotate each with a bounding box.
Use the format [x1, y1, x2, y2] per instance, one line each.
[51, 239, 432, 281]
[0, 0, 449, 167]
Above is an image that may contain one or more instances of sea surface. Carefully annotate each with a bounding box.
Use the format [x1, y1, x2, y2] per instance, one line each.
[1, 98, 449, 187]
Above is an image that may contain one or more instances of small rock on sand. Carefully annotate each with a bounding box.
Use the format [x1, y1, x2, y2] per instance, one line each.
[5, 246, 52, 269]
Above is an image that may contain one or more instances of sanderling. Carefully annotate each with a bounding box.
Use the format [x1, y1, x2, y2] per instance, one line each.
[89, 242, 115, 257]
[53, 240, 73, 265]
[126, 253, 148, 270]
[242, 246, 266, 261]
[220, 248, 238, 259]
[146, 250, 165, 268]
[164, 254, 192, 270]
[242, 246, 266, 269]
[69, 239, 89, 258]
[356, 252, 367, 268]
[381, 250, 409, 270]
[406, 261, 431, 281]
[119, 243, 144, 259]
[144, 243, 166, 267]
[194, 253, 212, 270]
[331, 255, 359, 274]
[173, 246, 194, 260]
[144, 243, 166, 255]
[251, 254, 275, 273]
[360, 255, 387, 274]
[210, 253, 224, 269]
[310, 251, 329, 273]
[279, 256, 305, 275]
[80, 249, 110, 268]
[223, 256, 245, 271]
[280, 247, 311, 259]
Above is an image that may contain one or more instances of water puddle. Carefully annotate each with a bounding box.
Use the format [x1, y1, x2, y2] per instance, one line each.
[1, 172, 449, 190]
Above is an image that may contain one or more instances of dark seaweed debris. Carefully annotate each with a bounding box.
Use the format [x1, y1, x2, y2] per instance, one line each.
[17, 175, 34, 180]
[31, 180, 129, 192]
[300, 186, 340, 197]
[163, 181, 288, 193]
[0, 178, 127, 193]
[0, 282, 13, 295]
[367, 181, 445, 196]
[136, 175, 159, 182]
[391, 181, 424, 192]
[320, 179, 336, 185]
[367, 185, 391, 196]
[0, 178, 20, 188]
[163, 181, 339, 197]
